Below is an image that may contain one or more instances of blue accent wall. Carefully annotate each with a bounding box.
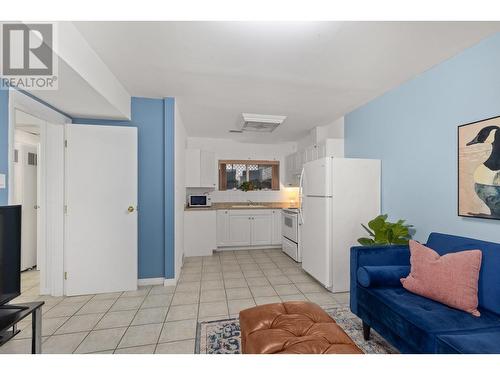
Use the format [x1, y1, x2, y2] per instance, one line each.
[345, 32, 500, 243]
[0, 89, 8, 204]
[74, 96, 175, 279]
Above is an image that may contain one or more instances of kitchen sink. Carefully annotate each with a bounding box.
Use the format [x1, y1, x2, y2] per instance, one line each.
[230, 204, 267, 208]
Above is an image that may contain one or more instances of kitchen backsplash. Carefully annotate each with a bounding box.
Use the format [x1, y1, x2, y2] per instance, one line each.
[186, 187, 299, 203]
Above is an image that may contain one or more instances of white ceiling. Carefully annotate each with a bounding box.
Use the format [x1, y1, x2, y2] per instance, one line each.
[71, 21, 500, 142]
[31, 56, 128, 119]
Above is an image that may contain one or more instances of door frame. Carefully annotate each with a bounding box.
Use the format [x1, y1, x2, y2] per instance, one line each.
[8, 89, 71, 296]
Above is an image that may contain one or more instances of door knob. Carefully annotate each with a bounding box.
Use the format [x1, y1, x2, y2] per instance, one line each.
[128, 206, 135, 213]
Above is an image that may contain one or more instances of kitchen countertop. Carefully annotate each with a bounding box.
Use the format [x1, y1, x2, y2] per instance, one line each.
[185, 202, 299, 211]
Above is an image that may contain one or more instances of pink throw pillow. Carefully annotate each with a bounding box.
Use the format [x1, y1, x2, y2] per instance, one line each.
[401, 240, 482, 317]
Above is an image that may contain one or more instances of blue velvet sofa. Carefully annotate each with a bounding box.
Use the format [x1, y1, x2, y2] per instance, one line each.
[350, 232, 500, 354]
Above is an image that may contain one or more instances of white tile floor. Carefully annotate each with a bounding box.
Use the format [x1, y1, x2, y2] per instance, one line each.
[0, 248, 349, 354]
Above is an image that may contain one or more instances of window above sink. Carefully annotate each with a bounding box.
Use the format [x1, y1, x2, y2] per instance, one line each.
[218, 160, 279, 191]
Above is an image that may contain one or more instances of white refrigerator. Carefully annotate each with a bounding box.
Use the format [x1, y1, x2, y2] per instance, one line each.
[299, 157, 381, 292]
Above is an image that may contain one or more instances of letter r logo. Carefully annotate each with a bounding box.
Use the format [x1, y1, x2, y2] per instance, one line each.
[2, 23, 53, 76]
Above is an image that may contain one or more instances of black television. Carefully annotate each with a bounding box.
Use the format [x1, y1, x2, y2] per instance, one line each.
[0, 205, 22, 307]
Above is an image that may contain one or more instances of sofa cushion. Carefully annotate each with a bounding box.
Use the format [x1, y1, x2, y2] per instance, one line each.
[357, 265, 410, 288]
[436, 328, 500, 354]
[426, 233, 500, 315]
[357, 286, 500, 353]
[401, 240, 482, 317]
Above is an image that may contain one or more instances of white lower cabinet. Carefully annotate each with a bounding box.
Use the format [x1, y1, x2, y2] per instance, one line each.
[228, 213, 253, 246]
[216, 209, 281, 248]
[250, 214, 272, 246]
[216, 210, 230, 246]
[184, 210, 217, 256]
[271, 210, 282, 245]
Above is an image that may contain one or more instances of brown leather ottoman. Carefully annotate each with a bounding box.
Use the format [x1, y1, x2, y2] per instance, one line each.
[239, 301, 363, 354]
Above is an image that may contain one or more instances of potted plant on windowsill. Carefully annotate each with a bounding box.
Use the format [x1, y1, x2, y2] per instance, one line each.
[239, 181, 255, 192]
[358, 214, 414, 246]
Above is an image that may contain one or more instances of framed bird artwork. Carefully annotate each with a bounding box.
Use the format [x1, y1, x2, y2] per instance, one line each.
[458, 116, 500, 220]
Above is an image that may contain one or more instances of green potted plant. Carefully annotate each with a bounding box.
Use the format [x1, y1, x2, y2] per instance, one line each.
[239, 181, 255, 192]
[358, 214, 414, 246]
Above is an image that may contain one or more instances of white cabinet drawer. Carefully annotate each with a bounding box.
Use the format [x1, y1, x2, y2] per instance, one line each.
[282, 236, 298, 261]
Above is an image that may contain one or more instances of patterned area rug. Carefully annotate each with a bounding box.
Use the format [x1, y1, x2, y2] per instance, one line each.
[195, 306, 398, 354]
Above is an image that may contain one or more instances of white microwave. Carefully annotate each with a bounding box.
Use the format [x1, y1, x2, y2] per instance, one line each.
[188, 195, 212, 207]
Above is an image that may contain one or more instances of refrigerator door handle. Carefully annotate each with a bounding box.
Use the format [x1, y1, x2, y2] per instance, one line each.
[298, 167, 305, 225]
[299, 202, 304, 226]
[299, 167, 304, 203]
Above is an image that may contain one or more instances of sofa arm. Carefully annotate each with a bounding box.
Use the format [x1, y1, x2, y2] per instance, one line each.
[350, 245, 411, 314]
[357, 265, 410, 288]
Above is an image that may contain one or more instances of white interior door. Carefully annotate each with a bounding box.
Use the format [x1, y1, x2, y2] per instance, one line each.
[36, 142, 43, 271]
[20, 145, 38, 270]
[65, 124, 138, 296]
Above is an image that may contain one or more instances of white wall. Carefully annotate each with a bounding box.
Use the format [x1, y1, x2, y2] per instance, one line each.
[186, 137, 296, 202]
[13, 130, 40, 206]
[15, 129, 40, 145]
[174, 103, 187, 279]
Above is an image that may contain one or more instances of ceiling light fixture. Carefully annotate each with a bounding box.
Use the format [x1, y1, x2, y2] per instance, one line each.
[229, 113, 287, 134]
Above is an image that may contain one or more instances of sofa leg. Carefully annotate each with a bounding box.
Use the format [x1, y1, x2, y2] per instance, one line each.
[362, 321, 371, 341]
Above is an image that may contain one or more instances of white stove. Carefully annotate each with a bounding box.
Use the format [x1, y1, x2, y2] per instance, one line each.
[281, 208, 301, 262]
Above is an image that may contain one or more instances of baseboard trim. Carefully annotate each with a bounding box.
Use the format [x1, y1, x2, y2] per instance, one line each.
[163, 277, 178, 287]
[138, 277, 165, 286]
[215, 245, 282, 251]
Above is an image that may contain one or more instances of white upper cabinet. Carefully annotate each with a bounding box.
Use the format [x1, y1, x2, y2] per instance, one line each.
[317, 141, 327, 158]
[185, 149, 216, 188]
[285, 138, 344, 187]
[322, 138, 344, 159]
[200, 150, 216, 187]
